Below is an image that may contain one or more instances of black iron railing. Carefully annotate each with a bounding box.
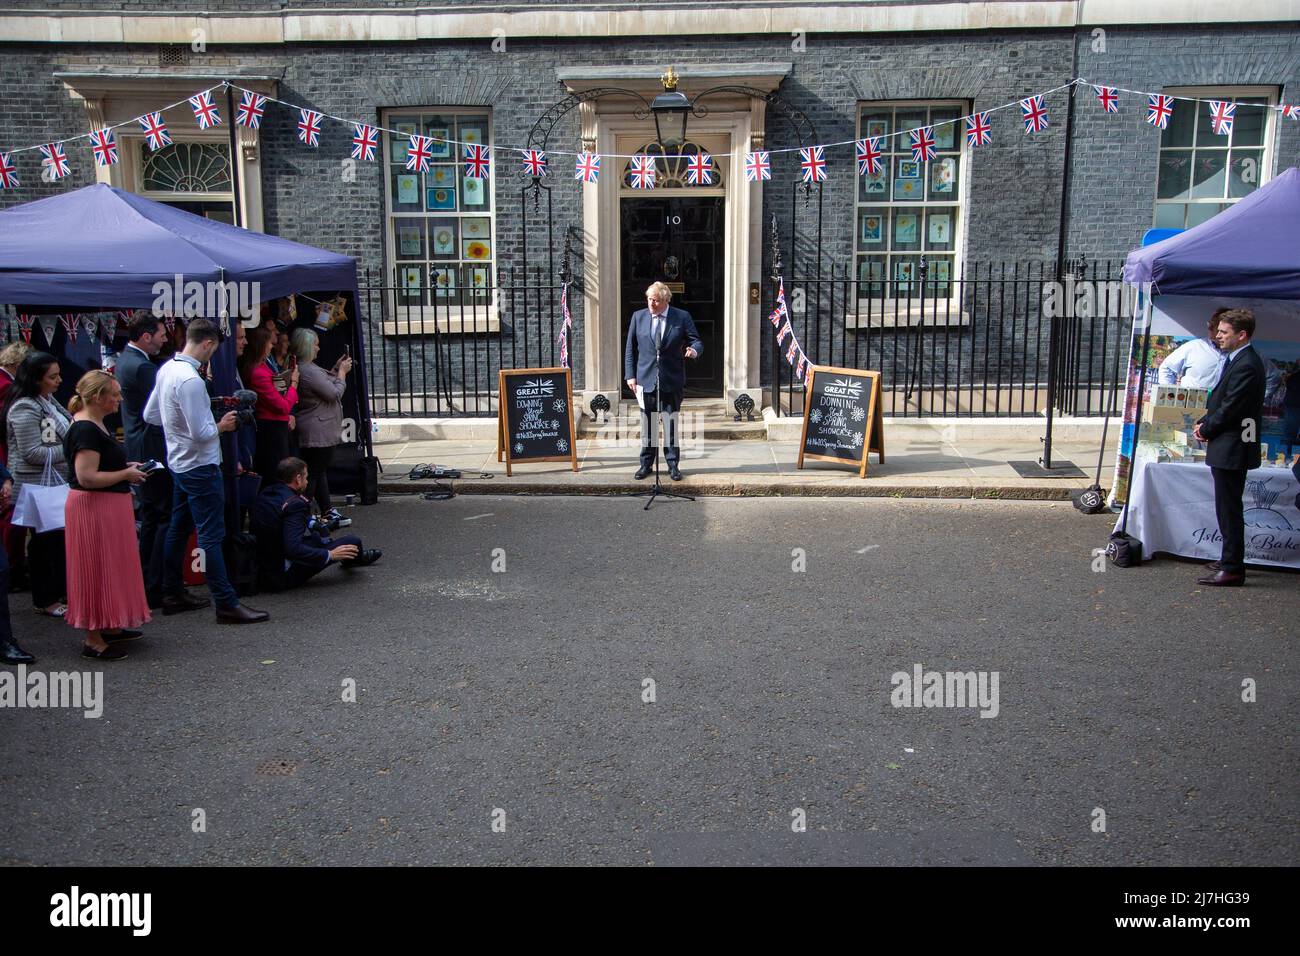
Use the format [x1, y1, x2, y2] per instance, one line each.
[767, 258, 1131, 419]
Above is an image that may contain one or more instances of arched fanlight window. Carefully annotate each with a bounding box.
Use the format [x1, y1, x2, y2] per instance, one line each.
[622, 141, 723, 189]
[141, 142, 232, 194]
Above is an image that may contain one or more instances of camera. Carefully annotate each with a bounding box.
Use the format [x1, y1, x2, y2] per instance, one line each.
[212, 389, 258, 428]
[308, 513, 340, 535]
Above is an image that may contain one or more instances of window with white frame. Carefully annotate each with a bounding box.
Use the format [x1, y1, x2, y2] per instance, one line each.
[1154, 87, 1276, 230]
[126, 138, 235, 222]
[855, 101, 965, 301]
[382, 109, 495, 320]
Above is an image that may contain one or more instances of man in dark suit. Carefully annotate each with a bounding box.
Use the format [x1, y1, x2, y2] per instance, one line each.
[116, 313, 171, 607]
[1192, 308, 1266, 587]
[252, 457, 380, 591]
[624, 281, 703, 481]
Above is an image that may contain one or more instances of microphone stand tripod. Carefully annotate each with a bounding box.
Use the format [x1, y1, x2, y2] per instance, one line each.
[634, 332, 694, 511]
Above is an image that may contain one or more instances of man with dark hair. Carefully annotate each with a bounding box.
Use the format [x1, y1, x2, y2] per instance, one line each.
[116, 313, 170, 607]
[253, 456, 380, 591]
[1192, 308, 1266, 587]
[144, 318, 269, 623]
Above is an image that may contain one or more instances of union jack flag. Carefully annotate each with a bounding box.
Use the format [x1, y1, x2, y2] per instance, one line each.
[558, 282, 572, 368]
[795, 354, 808, 381]
[89, 129, 118, 167]
[61, 314, 80, 344]
[0, 152, 18, 189]
[139, 112, 172, 151]
[1146, 94, 1175, 129]
[965, 112, 992, 148]
[297, 110, 323, 147]
[910, 127, 937, 162]
[188, 91, 222, 130]
[800, 146, 827, 183]
[777, 320, 792, 345]
[785, 338, 799, 365]
[406, 135, 434, 172]
[769, 307, 784, 328]
[1094, 86, 1119, 114]
[1020, 95, 1050, 134]
[575, 151, 601, 183]
[1208, 100, 1235, 136]
[745, 150, 771, 182]
[770, 278, 789, 328]
[39, 143, 70, 180]
[14, 315, 34, 344]
[351, 124, 379, 162]
[628, 154, 656, 189]
[856, 137, 883, 176]
[1283, 104, 1300, 120]
[520, 149, 547, 178]
[463, 143, 491, 180]
[686, 152, 713, 186]
[236, 91, 266, 129]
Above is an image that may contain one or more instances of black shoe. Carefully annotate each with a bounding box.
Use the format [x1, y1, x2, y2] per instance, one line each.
[146, 593, 165, 610]
[1, 639, 35, 665]
[82, 644, 128, 661]
[216, 603, 269, 625]
[162, 591, 211, 616]
[104, 629, 144, 644]
[668, 465, 683, 481]
[634, 466, 651, 480]
[343, 548, 382, 568]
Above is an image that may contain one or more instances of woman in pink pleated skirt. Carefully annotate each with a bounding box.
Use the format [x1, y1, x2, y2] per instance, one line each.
[63, 371, 151, 661]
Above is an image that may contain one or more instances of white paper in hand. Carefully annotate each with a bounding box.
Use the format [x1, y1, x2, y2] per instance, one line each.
[635, 384, 646, 410]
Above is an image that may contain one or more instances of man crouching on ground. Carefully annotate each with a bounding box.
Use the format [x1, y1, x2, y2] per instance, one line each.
[253, 457, 380, 591]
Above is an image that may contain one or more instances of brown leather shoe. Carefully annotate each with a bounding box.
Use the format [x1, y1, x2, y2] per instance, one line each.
[1196, 570, 1245, 587]
[216, 603, 270, 624]
[162, 591, 211, 616]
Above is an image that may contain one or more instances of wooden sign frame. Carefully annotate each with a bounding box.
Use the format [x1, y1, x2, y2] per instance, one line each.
[796, 364, 885, 478]
[497, 366, 579, 477]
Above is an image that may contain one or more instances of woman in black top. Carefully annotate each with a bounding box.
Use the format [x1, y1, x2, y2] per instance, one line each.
[63, 371, 150, 660]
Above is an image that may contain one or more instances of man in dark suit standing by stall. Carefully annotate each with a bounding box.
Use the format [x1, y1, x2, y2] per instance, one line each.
[1192, 309, 1266, 587]
[116, 313, 171, 607]
[625, 281, 703, 481]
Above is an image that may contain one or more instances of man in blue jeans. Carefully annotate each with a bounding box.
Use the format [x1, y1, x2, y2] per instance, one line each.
[144, 318, 268, 625]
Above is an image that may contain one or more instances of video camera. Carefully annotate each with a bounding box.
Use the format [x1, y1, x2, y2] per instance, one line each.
[212, 389, 258, 428]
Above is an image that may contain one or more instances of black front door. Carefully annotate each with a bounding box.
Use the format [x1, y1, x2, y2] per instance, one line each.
[620, 196, 724, 397]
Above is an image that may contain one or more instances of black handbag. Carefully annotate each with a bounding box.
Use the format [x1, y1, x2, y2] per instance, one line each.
[223, 531, 261, 597]
[359, 455, 381, 505]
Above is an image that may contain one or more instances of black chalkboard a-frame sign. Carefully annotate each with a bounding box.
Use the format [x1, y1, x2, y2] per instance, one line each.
[797, 365, 885, 478]
[496, 367, 579, 477]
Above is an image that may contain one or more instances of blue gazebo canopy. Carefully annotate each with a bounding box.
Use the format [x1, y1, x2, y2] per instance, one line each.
[0, 182, 357, 308]
[1123, 166, 1300, 300]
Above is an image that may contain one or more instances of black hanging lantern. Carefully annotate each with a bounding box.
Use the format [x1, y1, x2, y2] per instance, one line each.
[650, 66, 691, 153]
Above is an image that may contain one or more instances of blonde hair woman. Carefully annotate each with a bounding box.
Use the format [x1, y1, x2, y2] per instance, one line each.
[64, 370, 150, 660]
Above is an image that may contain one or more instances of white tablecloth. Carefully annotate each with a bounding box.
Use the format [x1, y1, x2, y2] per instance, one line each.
[1117, 461, 1300, 568]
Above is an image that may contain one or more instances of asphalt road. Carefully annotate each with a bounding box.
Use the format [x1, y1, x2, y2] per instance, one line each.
[1, 495, 1296, 866]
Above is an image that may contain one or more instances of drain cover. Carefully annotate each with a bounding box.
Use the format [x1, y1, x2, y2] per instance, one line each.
[255, 759, 299, 776]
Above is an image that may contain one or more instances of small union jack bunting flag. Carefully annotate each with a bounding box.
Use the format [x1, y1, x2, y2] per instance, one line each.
[1208, 100, 1235, 136]
[351, 124, 379, 162]
[39, 143, 70, 180]
[856, 137, 883, 176]
[236, 91, 266, 129]
[1282, 104, 1300, 120]
[520, 149, 547, 178]
[1146, 94, 1175, 129]
[61, 314, 80, 344]
[796, 355, 808, 381]
[1020, 95, 1050, 133]
[575, 151, 601, 183]
[297, 110, 323, 147]
[89, 129, 118, 167]
[777, 320, 792, 345]
[0, 152, 18, 189]
[188, 91, 222, 130]
[745, 151, 771, 182]
[769, 308, 784, 328]
[800, 146, 827, 183]
[139, 112, 172, 151]
[685, 152, 713, 185]
[1094, 86, 1119, 113]
[965, 113, 992, 148]
[14, 315, 34, 344]
[406, 135, 434, 172]
[463, 143, 491, 180]
[910, 127, 937, 162]
[785, 338, 799, 365]
[629, 154, 656, 189]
